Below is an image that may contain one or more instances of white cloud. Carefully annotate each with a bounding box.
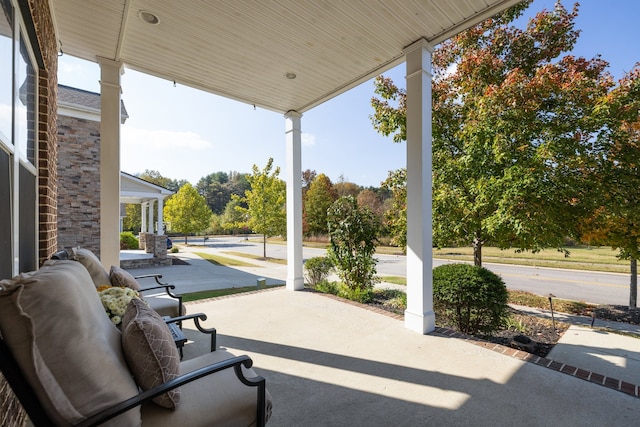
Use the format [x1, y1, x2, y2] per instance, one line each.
[302, 132, 316, 147]
[122, 127, 212, 150]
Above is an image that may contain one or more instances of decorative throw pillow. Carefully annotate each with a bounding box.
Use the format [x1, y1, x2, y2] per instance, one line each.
[70, 247, 111, 287]
[110, 266, 141, 291]
[121, 298, 181, 409]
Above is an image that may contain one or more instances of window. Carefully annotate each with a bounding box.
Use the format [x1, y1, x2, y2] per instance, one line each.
[0, 0, 38, 278]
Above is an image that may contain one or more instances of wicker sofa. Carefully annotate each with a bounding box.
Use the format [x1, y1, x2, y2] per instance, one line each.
[0, 259, 272, 426]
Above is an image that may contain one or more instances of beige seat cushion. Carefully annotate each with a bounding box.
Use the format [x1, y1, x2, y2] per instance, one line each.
[71, 247, 111, 287]
[122, 298, 181, 409]
[110, 265, 142, 291]
[141, 349, 273, 426]
[0, 260, 141, 426]
[146, 295, 183, 318]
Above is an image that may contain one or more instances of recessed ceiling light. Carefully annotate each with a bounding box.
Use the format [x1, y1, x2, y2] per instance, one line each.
[139, 10, 160, 25]
[285, 72, 297, 80]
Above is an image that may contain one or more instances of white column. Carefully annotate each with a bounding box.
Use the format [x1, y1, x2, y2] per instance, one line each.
[98, 58, 123, 269]
[157, 197, 164, 235]
[403, 39, 435, 334]
[141, 202, 147, 232]
[147, 200, 154, 233]
[285, 111, 304, 290]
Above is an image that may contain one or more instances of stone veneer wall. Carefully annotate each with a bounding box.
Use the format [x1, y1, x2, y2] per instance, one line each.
[56, 115, 101, 257]
[2, 3, 59, 426]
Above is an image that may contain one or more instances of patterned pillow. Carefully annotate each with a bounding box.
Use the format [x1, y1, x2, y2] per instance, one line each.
[121, 298, 181, 409]
[110, 266, 141, 291]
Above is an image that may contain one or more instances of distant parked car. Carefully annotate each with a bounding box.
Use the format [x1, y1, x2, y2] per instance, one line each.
[166, 238, 173, 249]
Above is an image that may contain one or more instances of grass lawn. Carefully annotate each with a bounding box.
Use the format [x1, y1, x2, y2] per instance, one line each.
[432, 246, 629, 274]
[182, 284, 285, 302]
[221, 251, 288, 265]
[192, 252, 260, 267]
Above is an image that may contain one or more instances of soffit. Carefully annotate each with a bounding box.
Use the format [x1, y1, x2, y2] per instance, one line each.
[51, 0, 522, 113]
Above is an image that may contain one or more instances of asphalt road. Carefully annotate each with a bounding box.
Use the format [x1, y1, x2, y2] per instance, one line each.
[182, 236, 632, 307]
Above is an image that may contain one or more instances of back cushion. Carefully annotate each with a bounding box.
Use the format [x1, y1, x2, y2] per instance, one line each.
[0, 260, 141, 426]
[72, 247, 111, 287]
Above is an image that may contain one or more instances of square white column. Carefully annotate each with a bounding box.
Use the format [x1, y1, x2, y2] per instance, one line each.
[98, 58, 123, 269]
[403, 39, 436, 334]
[285, 111, 304, 290]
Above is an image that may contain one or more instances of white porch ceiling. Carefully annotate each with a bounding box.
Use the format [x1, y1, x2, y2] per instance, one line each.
[51, 0, 522, 113]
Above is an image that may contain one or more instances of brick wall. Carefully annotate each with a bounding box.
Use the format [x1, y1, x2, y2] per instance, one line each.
[1, 2, 59, 425]
[56, 116, 101, 256]
[31, 0, 59, 266]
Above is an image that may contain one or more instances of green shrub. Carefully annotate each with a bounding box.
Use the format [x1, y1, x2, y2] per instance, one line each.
[119, 232, 139, 250]
[315, 280, 339, 295]
[170, 247, 179, 253]
[432, 263, 508, 335]
[304, 256, 334, 288]
[327, 196, 380, 292]
[337, 284, 373, 304]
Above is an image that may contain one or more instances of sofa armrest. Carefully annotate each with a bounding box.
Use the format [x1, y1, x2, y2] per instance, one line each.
[75, 355, 266, 427]
[165, 313, 217, 352]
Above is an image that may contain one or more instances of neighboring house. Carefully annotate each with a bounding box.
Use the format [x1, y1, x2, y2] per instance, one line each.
[57, 84, 173, 265]
[57, 84, 128, 257]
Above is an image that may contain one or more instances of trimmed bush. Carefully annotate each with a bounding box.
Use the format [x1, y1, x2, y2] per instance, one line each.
[304, 256, 334, 288]
[433, 263, 508, 335]
[120, 232, 139, 250]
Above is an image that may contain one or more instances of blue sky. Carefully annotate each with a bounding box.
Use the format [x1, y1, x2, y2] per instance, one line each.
[58, 0, 639, 188]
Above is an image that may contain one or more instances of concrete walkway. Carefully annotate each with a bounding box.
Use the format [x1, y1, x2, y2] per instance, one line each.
[123, 246, 640, 425]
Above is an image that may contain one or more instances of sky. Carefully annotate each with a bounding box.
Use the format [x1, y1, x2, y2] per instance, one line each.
[57, 0, 640, 188]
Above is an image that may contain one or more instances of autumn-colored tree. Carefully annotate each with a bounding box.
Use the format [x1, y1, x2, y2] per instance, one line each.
[357, 188, 384, 221]
[164, 183, 213, 244]
[334, 175, 360, 198]
[580, 65, 640, 308]
[371, 1, 612, 266]
[304, 173, 338, 236]
[232, 158, 286, 258]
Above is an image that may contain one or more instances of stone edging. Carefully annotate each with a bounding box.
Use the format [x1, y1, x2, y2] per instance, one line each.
[430, 326, 639, 399]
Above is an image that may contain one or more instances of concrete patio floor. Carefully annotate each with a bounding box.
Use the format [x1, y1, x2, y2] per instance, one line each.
[179, 288, 638, 426]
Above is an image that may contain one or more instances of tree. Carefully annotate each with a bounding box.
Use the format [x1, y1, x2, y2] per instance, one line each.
[380, 168, 407, 251]
[370, 2, 612, 266]
[327, 196, 380, 298]
[221, 198, 249, 235]
[304, 173, 338, 236]
[122, 170, 183, 232]
[196, 171, 250, 214]
[232, 158, 286, 258]
[163, 183, 212, 244]
[581, 65, 640, 309]
[334, 175, 360, 198]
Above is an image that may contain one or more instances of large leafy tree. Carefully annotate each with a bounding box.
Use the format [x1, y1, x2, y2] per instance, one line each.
[233, 158, 286, 258]
[197, 171, 250, 214]
[580, 66, 640, 308]
[371, 1, 612, 266]
[164, 183, 213, 244]
[304, 173, 338, 236]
